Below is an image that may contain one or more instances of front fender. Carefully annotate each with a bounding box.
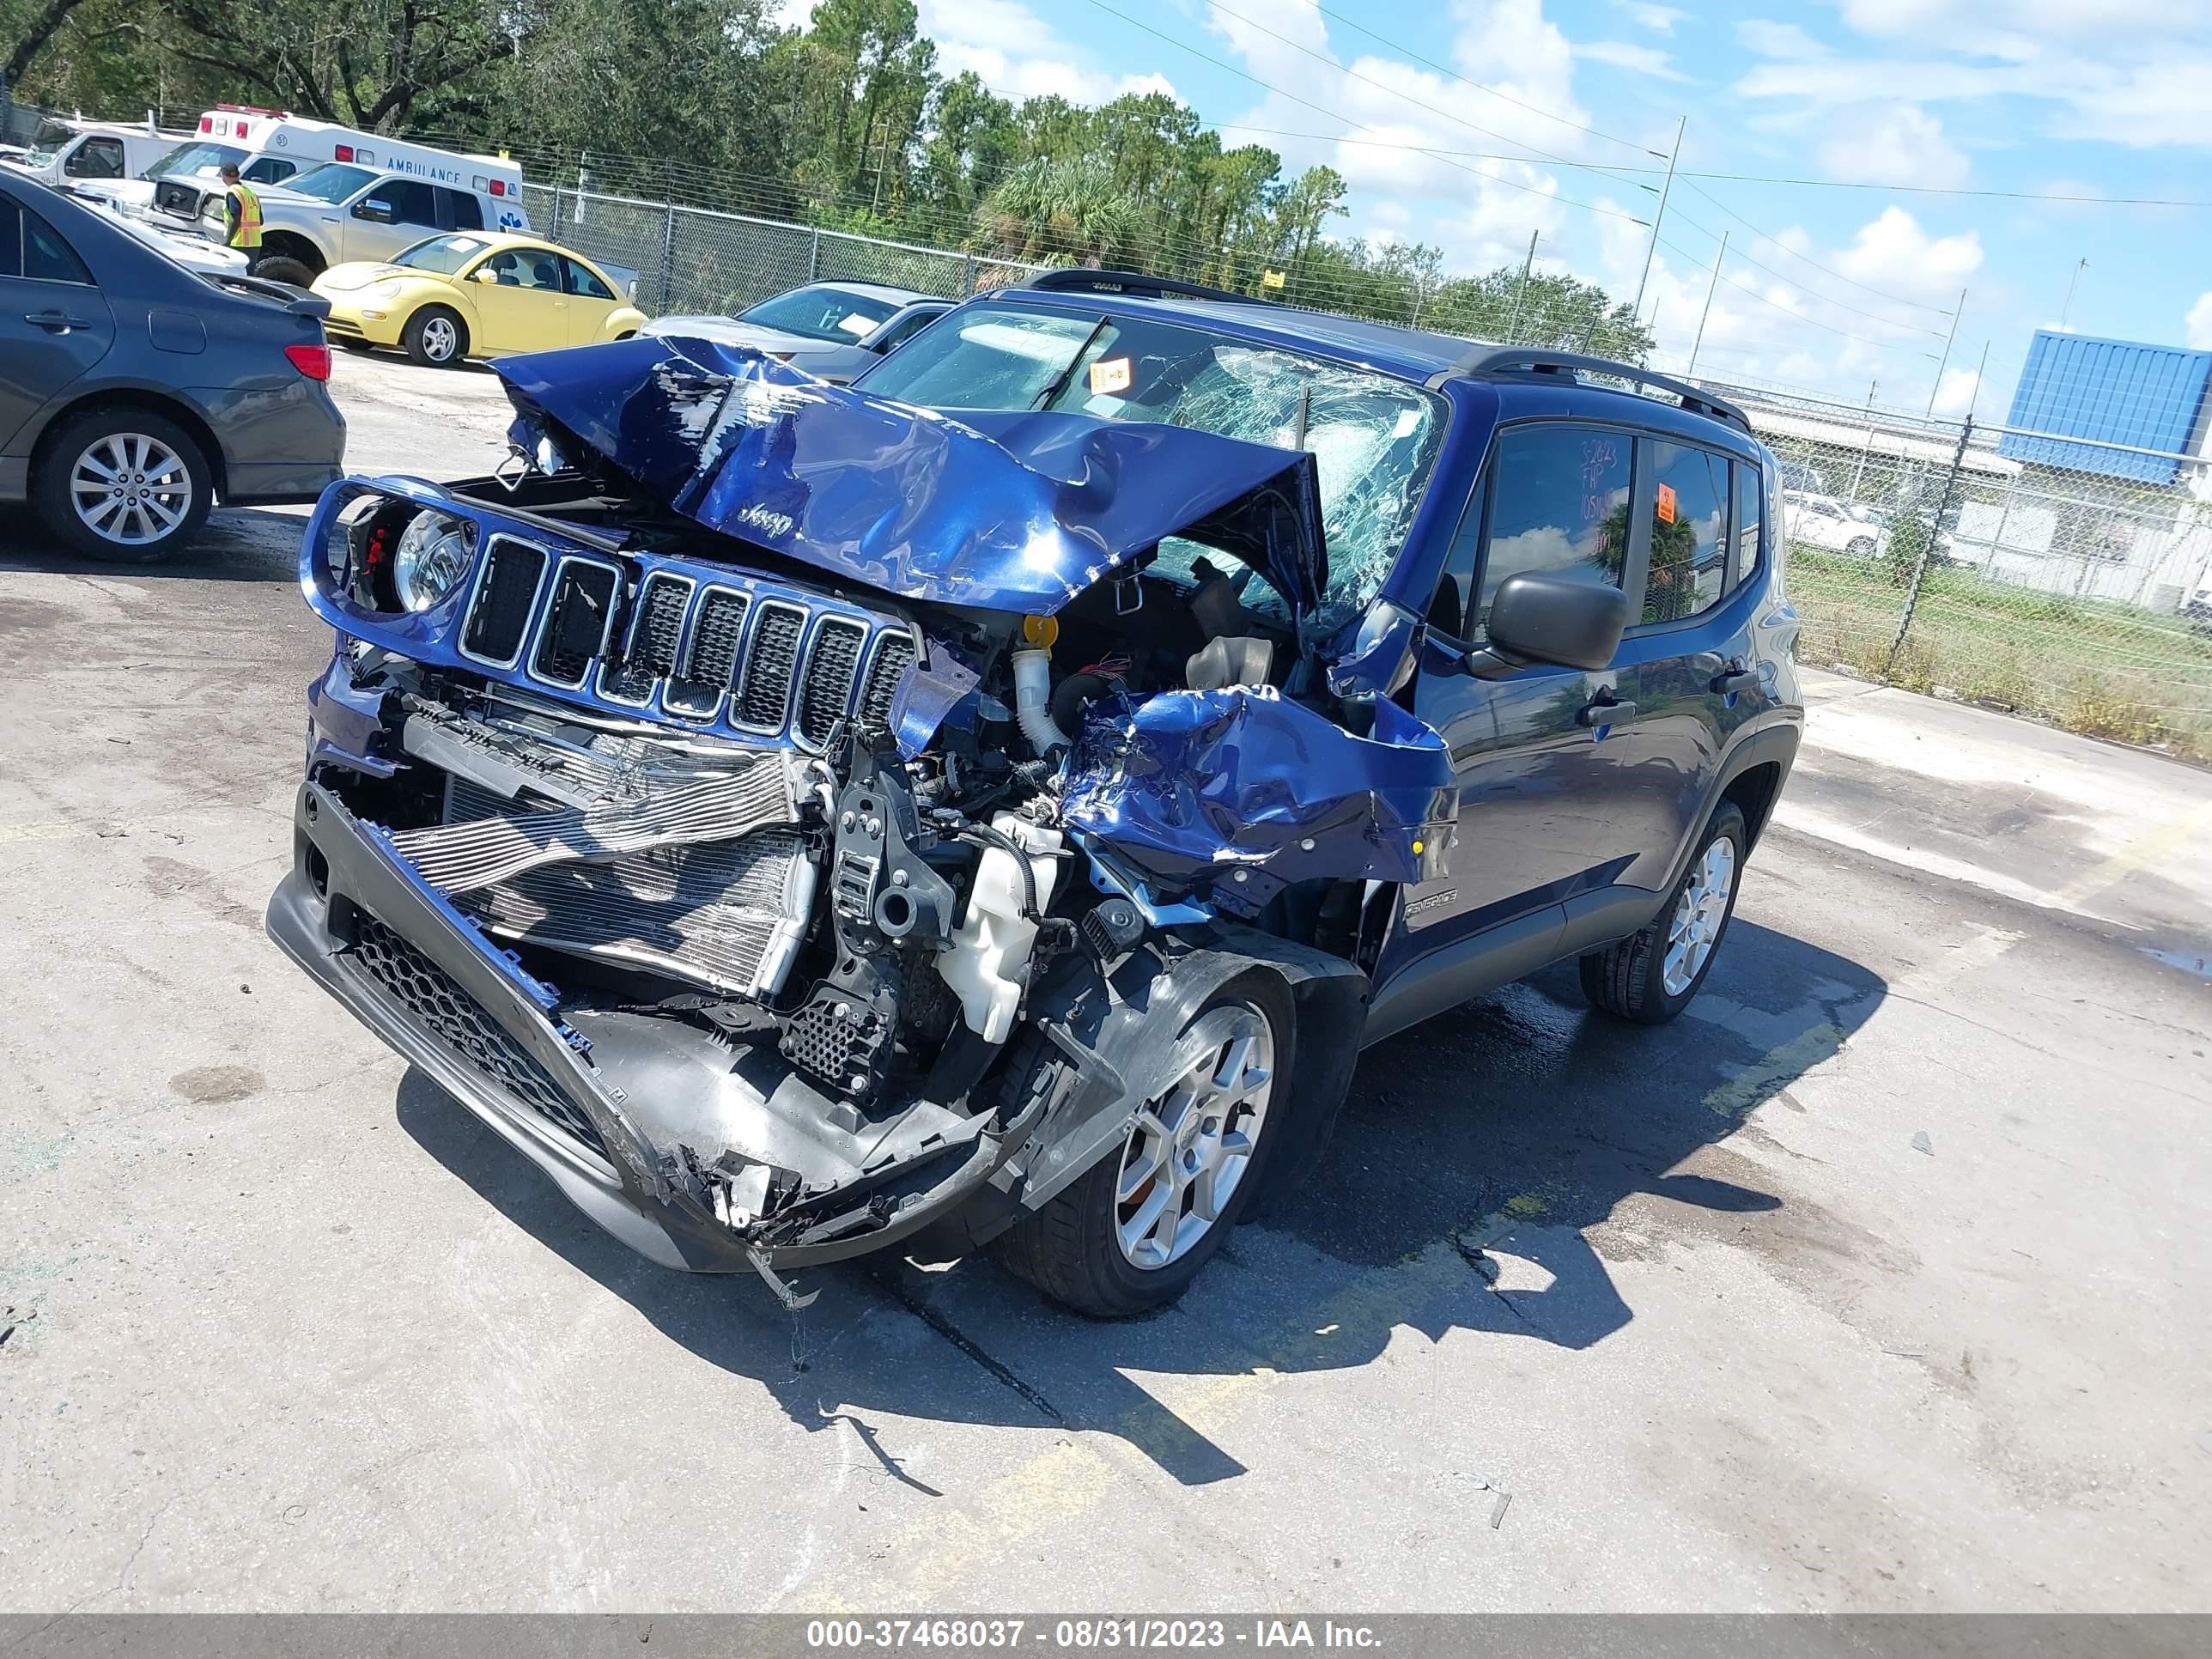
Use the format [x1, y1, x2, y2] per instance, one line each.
[1060, 688, 1457, 919]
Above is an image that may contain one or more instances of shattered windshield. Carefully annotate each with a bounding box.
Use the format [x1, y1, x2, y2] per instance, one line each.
[854, 301, 1446, 623]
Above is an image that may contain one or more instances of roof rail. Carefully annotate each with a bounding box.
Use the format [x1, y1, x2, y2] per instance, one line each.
[1455, 347, 1752, 435]
[1015, 268, 1273, 307]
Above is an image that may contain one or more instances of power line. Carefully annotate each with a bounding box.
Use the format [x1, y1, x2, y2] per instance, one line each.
[1308, 3, 1659, 156]
[1206, 0, 1601, 175]
[1076, 0, 1650, 226]
[1682, 179, 1953, 319]
[1664, 204, 1949, 337]
[1658, 235, 1941, 359]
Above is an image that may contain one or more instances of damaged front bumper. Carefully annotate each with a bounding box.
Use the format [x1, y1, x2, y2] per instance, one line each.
[266, 777, 1017, 1283]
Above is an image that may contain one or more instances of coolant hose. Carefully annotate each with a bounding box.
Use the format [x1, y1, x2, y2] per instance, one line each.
[1011, 648, 1070, 756]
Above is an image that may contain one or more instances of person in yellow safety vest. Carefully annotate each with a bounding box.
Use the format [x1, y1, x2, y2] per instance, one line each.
[220, 164, 263, 252]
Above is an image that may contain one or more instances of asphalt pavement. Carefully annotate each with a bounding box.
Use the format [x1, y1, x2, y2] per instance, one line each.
[1, 349, 2208, 1613]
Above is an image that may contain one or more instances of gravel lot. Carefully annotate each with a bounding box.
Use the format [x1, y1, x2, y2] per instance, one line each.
[3, 349, 2209, 1613]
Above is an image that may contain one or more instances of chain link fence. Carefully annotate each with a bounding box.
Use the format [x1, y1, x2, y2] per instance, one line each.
[1704, 378, 2212, 763]
[520, 184, 1046, 319]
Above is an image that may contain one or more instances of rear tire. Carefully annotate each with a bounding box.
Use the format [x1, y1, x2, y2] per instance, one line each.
[995, 975, 1294, 1317]
[32, 406, 213, 563]
[1846, 535, 1875, 558]
[1579, 800, 1747, 1025]
[249, 253, 316, 289]
[404, 306, 467, 368]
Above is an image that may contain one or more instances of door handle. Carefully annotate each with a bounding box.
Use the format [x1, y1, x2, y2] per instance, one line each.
[25, 311, 91, 332]
[1711, 668, 1759, 695]
[1578, 695, 1638, 728]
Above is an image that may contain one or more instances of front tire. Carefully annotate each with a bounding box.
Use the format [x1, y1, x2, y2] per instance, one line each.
[249, 253, 316, 289]
[32, 407, 213, 563]
[1846, 535, 1875, 558]
[404, 306, 466, 368]
[996, 977, 1293, 1317]
[1580, 799, 1747, 1025]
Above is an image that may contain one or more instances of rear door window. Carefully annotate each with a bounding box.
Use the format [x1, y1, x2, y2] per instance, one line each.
[1734, 461, 1763, 580]
[21, 203, 94, 284]
[441, 188, 483, 232]
[1640, 440, 1730, 625]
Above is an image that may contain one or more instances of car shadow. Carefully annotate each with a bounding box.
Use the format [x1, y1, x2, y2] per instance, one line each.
[394, 916, 1885, 1486]
[0, 503, 307, 582]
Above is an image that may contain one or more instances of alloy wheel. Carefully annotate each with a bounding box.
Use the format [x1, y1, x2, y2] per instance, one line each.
[70, 434, 192, 550]
[1114, 1001, 1275, 1270]
[1662, 836, 1736, 995]
[422, 315, 459, 361]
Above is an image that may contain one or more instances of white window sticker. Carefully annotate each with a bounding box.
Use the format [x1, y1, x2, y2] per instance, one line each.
[1088, 356, 1133, 396]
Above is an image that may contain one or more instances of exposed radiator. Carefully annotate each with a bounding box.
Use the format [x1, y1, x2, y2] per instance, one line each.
[389, 759, 796, 892]
[387, 725, 817, 1001]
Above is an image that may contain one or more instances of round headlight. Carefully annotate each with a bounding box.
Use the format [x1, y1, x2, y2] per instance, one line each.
[390, 511, 474, 611]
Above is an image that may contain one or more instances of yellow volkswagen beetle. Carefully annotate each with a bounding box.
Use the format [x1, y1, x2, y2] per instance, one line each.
[313, 232, 649, 368]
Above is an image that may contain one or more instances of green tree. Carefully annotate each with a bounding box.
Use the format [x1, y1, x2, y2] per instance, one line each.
[975, 153, 1146, 267]
[1427, 264, 1654, 362]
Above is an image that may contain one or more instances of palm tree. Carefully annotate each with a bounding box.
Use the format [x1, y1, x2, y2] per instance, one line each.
[974, 156, 1148, 268]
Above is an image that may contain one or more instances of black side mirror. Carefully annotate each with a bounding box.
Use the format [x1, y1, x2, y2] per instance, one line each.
[1433, 571, 1630, 679]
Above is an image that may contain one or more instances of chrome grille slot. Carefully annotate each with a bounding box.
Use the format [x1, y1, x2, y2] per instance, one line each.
[461, 537, 550, 668]
[667, 586, 750, 718]
[857, 632, 915, 730]
[736, 602, 805, 730]
[799, 617, 868, 746]
[601, 573, 691, 704]
[531, 557, 621, 688]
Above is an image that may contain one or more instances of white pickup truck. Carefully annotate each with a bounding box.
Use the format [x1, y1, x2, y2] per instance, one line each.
[195, 160, 530, 287]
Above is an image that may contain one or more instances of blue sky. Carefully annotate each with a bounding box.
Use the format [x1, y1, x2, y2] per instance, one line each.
[902, 0, 2212, 422]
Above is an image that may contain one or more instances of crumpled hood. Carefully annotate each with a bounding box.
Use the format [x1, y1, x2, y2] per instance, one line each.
[493, 334, 1328, 617]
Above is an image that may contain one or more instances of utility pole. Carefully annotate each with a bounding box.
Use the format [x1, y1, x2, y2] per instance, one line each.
[1968, 338, 1990, 421]
[1631, 115, 1684, 322]
[1504, 229, 1539, 344]
[1925, 287, 1966, 418]
[1686, 231, 1727, 378]
[1847, 378, 1879, 507]
[2059, 258, 2088, 331]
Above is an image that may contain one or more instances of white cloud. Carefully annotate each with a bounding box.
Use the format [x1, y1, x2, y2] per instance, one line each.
[915, 0, 1177, 106]
[1619, 2, 1687, 33]
[1930, 366, 1982, 417]
[1204, 0, 1602, 274]
[1737, 2, 2212, 150]
[1576, 41, 1688, 81]
[1832, 207, 1984, 298]
[1817, 104, 1970, 190]
[2186, 294, 2212, 351]
[1737, 20, 1829, 60]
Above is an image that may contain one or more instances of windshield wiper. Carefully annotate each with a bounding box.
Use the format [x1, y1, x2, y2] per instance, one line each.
[1030, 316, 1109, 411]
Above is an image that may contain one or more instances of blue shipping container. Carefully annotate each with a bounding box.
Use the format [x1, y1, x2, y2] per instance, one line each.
[1997, 331, 2212, 484]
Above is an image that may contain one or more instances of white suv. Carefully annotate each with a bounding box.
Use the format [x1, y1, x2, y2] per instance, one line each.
[198, 161, 528, 288]
[1782, 490, 1888, 559]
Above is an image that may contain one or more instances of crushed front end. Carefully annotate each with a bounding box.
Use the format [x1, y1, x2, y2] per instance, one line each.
[269, 338, 1455, 1300]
